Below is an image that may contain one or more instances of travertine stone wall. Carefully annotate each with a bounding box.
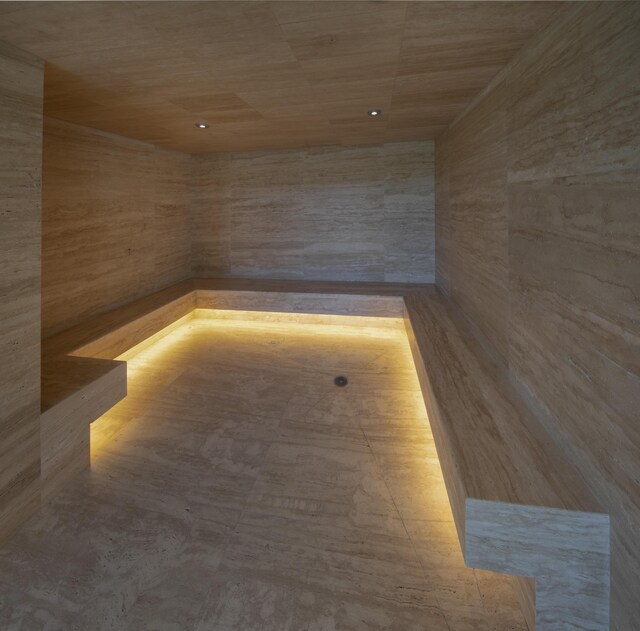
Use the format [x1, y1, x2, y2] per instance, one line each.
[0, 42, 43, 539]
[436, 4, 640, 629]
[42, 118, 192, 337]
[191, 142, 435, 283]
[44, 133, 433, 335]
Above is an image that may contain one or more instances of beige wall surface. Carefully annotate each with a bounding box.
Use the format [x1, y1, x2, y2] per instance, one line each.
[0, 43, 43, 539]
[436, 4, 640, 629]
[191, 142, 435, 283]
[42, 118, 192, 337]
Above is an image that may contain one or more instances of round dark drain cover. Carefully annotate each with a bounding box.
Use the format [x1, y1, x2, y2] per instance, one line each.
[334, 376, 348, 387]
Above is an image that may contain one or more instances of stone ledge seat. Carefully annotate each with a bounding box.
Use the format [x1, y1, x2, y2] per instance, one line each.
[41, 278, 610, 631]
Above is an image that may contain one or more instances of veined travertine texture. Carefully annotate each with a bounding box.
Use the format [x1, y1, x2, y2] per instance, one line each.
[39, 279, 611, 630]
[436, 3, 640, 629]
[0, 42, 43, 541]
[190, 142, 435, 283]
[3, 315, 527, 630]
[42, 118, 192, 337]
[43, 134, 433, 334]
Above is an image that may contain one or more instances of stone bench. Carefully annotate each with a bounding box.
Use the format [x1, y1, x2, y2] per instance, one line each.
[41, 278, 610, 630]
[403, 290, 609, 630]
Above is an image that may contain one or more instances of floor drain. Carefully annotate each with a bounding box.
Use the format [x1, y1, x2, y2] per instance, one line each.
[334, 376, 348, 387]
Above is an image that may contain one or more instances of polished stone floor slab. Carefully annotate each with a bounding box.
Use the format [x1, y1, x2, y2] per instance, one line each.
[0, 315, 526, 630]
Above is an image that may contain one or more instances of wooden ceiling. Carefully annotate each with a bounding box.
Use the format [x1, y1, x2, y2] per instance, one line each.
[0, 1, 561, 153]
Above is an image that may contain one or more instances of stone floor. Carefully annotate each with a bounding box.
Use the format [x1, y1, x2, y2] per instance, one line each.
[0, 312, 528, 630]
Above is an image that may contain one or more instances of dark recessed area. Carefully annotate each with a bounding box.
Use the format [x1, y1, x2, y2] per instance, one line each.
[334, 375, 348, 387]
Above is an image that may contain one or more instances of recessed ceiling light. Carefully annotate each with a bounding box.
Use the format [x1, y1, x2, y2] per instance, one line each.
[195, 122, 209, 129]
[367, 109, 382, 117]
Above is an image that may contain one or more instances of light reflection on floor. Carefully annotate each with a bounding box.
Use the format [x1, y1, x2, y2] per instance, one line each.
[1, 312, 526, 630]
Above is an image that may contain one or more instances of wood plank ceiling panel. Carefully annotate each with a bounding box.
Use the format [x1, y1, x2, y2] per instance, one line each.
[0, 1, 562, 153]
